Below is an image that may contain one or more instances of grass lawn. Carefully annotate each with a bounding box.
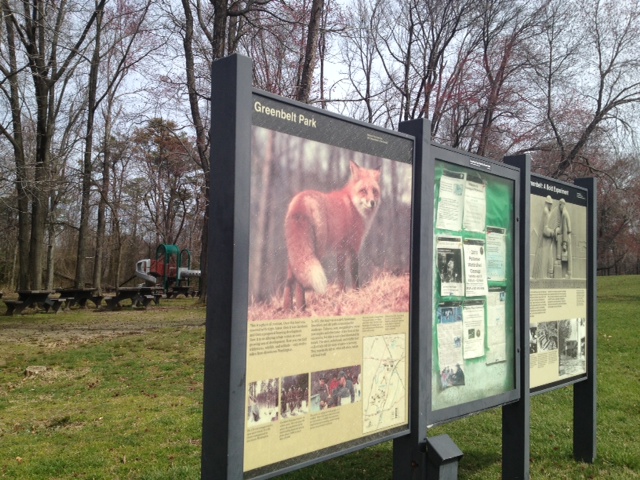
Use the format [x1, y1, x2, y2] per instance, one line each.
[1, 277, 639, 479]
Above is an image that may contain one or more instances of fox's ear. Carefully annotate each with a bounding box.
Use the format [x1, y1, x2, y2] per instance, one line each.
[349, 160, 360, 178]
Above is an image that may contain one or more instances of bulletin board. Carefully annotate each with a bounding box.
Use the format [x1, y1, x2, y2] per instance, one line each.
[427, 147, 520, 425]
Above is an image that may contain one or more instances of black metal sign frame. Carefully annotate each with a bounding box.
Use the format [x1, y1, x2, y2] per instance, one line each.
[202, 54, 417, 480]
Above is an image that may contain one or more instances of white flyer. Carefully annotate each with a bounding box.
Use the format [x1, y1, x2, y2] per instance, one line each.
[463, 175, 486, 233]
[463, 300, 485, 360]
[486, 289, 507, 365]
[486, 227, 506, 282]
[463, 239, 488, 297]
[436, 170, 466, 232]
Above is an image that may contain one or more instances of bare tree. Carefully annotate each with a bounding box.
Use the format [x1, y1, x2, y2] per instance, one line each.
[0, 0, 29, 289]
[75, 0, 153, 288]
[523, 0, 640, 178]
[1, 0, 106, 289]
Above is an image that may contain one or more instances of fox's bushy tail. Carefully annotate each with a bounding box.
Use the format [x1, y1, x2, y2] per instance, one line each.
[285, 212, 327, 294]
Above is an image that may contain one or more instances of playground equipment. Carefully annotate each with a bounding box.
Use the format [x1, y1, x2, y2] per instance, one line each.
[135, 244, 201, 297]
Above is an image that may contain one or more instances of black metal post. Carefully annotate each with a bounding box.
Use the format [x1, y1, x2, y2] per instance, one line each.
[392, 119, 432, 480]
[502, 154, 531, 480]
[201, 54, 253, 479]
[573, 177, 597, 463]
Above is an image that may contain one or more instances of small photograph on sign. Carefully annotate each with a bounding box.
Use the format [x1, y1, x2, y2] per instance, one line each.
[558, 318, 587, 377]
[310, 366, 361, 411]
[280, 373, 310, 419]
[247, 378, 280, 426]
[537, 321, 559, 351]
[529, 327, 538, 354]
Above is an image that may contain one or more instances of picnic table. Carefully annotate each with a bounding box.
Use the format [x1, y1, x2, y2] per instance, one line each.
[141, 286, 164, 305]
[167, 285, 195, 298]
[3, 290, 65, 315]
[103, 287, 159, 311]
[56, 287, 103, 308]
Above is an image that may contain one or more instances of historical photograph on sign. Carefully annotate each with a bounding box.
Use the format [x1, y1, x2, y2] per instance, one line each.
[558, 318, 587, 377]
[247, 378, 280, 426]
[248, 126, 413, 320]
[311, 366, 361, 408]
[280, 374, 309, 419]
[537, 321, 558, 351]
[529, 327, 538, 353]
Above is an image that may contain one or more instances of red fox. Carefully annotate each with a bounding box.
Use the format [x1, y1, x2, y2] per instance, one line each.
[283, 160, 381, 310]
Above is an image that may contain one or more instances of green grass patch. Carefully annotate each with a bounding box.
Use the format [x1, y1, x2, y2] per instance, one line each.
[1, 277, 639, 478]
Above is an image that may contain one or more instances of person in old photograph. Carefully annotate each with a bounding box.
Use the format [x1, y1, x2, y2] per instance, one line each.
[532, 195, 556, 278]
[249, 396, 260, 423]
[440, 256, 461, 283]
[557, 198, 572, 278]
[312, 375, 330, 410]
[538, 322, 558, 351]
[247, 379, 280, 425]
[331, 370, 355, 406]
[440, 364, 465, 388]
[530, 327, 538, 354]
[281, 375, 309, 418]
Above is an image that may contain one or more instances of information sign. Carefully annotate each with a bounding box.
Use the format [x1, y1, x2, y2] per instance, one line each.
[529, 175, 588, 391]
[241, 92, 414, 477]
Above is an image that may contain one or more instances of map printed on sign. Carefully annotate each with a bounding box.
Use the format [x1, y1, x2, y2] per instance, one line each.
[362, 334, 407, 434]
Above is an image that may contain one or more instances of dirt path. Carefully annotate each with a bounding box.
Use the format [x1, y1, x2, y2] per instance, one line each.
[0, 315, 205, 346]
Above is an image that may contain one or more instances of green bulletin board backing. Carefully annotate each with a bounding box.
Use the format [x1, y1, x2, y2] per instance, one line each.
[430, 157, 518, 420]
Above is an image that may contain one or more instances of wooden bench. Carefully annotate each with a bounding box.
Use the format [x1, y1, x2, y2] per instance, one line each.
[89, 295, 104, 307]
[44, 298, 68, 314]
[137, 294, 155, 308]
[3, 300, 26, 316]
[103, 296, 121, 310]
[153, 292, 163, 305]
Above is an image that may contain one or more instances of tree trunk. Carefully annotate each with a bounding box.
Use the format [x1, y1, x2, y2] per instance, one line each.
[46, 219, 55, 290]
[182, 0, 220, 303]
[1, 0, 30, 289]
[76, 7, 104, 288]
[93, 107, 112, 293]
[295, 0, 324, 102]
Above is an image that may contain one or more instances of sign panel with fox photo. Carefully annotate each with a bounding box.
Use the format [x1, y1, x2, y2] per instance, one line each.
[243, 91, 414, 477]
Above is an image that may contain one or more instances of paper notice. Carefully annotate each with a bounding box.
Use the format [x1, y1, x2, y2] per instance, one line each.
[437, 236, 465, 297]
[463, 239, 488, 297]
[463, 175, 486, 233]
[486, 227, 506, 282]
[486, 289, 507, 364]
[436, 170, 466, 232]
[463, 300, 485, 359]
[436, 304, 465, 388]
